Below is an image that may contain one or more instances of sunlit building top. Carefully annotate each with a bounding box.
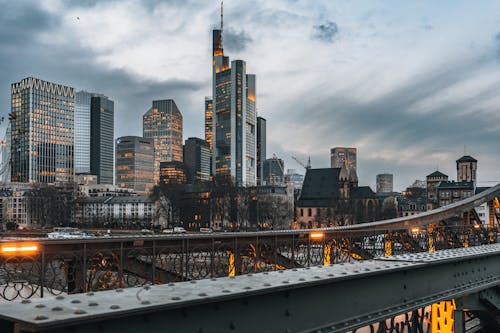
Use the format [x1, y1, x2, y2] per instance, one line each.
[143, 99, 183, 184]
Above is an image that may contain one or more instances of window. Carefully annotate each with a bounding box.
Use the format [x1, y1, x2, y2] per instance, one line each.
[308, 208, 312, 217]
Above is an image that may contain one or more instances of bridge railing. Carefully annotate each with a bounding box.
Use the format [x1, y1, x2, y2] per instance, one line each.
[0, 224, 496, 302]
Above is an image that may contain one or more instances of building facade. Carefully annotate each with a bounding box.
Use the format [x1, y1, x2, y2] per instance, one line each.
[204, 97, 213, 154]
[11, 77, 74, 183]
[376, 173, 393, 194]
[159, 161, 187, 185]
[456, 155, 477, 183]
[90, 95, 114, 184]
[115, 136, 154, 194]
[143, 99, 183, 183]
[256, 116, 266, 185]
[263, 157, 284, 186]
[211, 17, 257, 186]
[330, 147, 357, 173]
[426, 171, 449, 210]
[184, 137, 210, 183]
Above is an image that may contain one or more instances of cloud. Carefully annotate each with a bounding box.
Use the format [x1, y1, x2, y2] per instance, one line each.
[224, 28, 253, 52]
[312, 20, 338, 43]
[495, 31, 500, 58]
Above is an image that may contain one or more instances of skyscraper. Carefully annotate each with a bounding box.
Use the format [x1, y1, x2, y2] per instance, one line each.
[184, 137, 210, 183]
[256, 117, 266, 185]
[115, 136, 154, 194]
[75, 91, 92, 174]
[90, 96, 114, 184]
[331, 147, 357, 173]
[143, 99, 183, 184]
[11, 77, 74, 183]
[75, 91, 114, 184]
[211, 7, 257, 186]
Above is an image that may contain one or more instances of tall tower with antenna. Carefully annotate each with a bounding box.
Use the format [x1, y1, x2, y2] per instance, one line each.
[208, 2, 258, 186]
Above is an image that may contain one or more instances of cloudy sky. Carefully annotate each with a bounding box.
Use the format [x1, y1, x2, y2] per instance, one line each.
[1, 0, 499, 190]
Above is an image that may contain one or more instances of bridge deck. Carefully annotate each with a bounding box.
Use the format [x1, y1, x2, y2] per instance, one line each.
[1, 244, 499, 333]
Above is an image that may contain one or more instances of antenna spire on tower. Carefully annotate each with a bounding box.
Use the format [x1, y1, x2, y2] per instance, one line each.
[221, 1, 223, 31]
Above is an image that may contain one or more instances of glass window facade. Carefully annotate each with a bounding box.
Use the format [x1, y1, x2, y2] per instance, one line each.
[90, 96, 114, 184]
[184, 137, 210, 183]
[143, 99, 183, 184]
[11, 77, 74, 183]
[115, 136, 154, 194]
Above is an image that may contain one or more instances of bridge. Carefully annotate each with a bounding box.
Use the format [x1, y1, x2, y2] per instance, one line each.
[0, 184, 498, 332]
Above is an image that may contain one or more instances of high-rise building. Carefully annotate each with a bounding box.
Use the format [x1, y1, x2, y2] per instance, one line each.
[426, 170, 448, 210]
[330, 147, 357, 173]
[264, 157, 285, 186]
[256, 117, 266, 185]
[75, 91, 92, 174]
[184, 137, 210, 183]
[456, 155, 477, 183]
[285, 169, 304, 191]
[211, 7, 257, 186]
[204, 97, 213, 153]
[143, 99, 183, 184]
[11, 77, 74, 183]
[376, 173, 393, 194]
[75, 92, 114, 184]
[115, 136, 154, 194]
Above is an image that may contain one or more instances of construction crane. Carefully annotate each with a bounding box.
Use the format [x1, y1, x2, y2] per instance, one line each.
[291, 156, 311, 171]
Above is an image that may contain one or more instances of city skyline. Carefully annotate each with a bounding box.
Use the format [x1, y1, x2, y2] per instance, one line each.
[0, 1, 499, 190]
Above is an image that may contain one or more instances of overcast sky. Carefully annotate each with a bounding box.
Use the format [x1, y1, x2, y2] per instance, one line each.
[1, 0, 499, 190]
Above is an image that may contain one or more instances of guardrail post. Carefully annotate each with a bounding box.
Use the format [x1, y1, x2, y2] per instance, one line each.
[453, 309, 465, 333]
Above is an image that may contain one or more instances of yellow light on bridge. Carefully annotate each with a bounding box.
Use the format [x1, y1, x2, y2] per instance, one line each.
[1, 244, 39, 255]
[411, 227, 420, 234]
[310, 232, 325, 240]
[473, 224, 481, 229]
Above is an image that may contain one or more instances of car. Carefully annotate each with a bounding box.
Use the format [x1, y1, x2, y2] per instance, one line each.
[173, 227, 187, 233]
[199, 228, 213, 233]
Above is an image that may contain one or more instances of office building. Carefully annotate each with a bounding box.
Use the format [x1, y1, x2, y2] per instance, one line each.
[211, 8, 257, 186]
[264, 157, 284, 186]
[184, 137, 210, 183]
[204, 97, 213, 153]
[143, 99, 183, 184]
[75, 91, 114, 184]
[256, 117, 266, 185]
[376, 173, 393, 194]
[115, 136, 154, 194]
[11, 77, 74, 183]
[159, 161, 187, 185]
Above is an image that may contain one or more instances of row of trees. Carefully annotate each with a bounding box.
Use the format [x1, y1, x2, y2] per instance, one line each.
[151, 175, 293, 231]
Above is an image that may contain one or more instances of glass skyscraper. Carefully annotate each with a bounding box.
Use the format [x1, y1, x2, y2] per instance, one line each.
[75, 91, 114, 184]
[90, 95, 114, 184]
[11, 77, 74, 183]
[115, 136, 154, 194]
[143, 99, 183, 184]
[210, 17, 257, 186]
[184, 137, 210, 183]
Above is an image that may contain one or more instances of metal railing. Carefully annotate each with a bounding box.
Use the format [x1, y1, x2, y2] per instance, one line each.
[0, 224, 497, 301]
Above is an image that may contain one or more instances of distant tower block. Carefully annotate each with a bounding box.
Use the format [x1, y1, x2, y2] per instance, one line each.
[456, 155, 477, 183]
[376, 174, 393, 194]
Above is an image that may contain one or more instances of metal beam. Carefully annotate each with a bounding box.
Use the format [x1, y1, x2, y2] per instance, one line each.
[0, 244, 500, 333]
